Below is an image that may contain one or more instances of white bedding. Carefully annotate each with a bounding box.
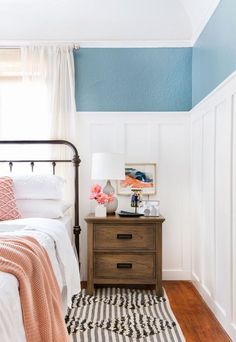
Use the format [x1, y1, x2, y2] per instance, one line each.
[0, 218, 81, 342]
[59, 215, 73, 241]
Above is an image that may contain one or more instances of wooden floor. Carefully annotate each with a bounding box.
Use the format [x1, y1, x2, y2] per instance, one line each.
[163, 281, 231, 342]
[81, 281, 231, 342]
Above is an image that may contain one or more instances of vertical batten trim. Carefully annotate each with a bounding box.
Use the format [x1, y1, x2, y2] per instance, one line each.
[225, 96, 233, 322]
[202, 112, 207, 289]
[231, 94, 235, 323]
[200, 113, 204, 286]
[212, 104, 217, 302]
[182, 116, 191, 273]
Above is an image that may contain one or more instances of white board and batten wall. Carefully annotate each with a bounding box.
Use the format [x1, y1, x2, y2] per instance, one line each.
[191, 71, 236, 340]
[77, 112, 191, 284]
[77, 79, 236, 340]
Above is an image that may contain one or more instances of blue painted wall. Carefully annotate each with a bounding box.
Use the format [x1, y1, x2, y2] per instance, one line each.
[74, 48, 192, 112]
[192, 0, 236, 106]
[74, 0, 236, 111]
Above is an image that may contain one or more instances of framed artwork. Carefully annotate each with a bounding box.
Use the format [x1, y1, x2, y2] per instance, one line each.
[117, 163, 157, 195]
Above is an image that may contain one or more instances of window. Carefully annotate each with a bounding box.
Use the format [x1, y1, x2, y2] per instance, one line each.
[0, 49, 52, 174]
[0, 48, 51, 139]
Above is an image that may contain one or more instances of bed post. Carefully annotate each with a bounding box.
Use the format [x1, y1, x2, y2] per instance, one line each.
[72, 152, 81, 264]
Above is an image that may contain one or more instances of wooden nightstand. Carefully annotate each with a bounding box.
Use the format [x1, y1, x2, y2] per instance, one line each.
[85, 213, 165, 296]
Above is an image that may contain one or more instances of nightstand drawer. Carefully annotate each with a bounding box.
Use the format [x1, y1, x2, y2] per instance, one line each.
[94, 224, 155, 250]
[94, 253, 155, 279]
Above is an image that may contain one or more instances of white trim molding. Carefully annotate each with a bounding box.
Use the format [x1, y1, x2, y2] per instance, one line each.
[78, 40, 192, 48]
[0, 39, 192, 49]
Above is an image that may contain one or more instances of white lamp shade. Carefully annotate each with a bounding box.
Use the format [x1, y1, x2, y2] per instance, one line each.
[91, 153, 125, 180]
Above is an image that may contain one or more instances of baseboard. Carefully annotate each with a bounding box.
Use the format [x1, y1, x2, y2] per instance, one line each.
[192, 274, 236, 341]
[163, 270, 191, 280]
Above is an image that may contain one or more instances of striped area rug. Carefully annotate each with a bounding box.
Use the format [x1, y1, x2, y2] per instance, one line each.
[66, 288, 185, 342]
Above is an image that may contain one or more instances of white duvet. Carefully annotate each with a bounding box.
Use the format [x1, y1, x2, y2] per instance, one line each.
[0, 218, 81, 342]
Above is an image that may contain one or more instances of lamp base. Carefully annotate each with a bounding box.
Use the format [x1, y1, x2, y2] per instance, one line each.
[103, 180, 118, 214]
[105, 197, 118, 214]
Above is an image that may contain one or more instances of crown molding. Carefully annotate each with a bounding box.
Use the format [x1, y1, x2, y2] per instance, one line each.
[0, 39, 192, 49]
[78, 40, 192, 48]
[0, 40, 80, 48]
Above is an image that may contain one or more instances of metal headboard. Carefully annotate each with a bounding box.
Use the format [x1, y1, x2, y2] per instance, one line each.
[0, 139, 81, 262]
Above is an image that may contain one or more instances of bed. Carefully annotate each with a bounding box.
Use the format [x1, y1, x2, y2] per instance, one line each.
[0, 140, 81, 342]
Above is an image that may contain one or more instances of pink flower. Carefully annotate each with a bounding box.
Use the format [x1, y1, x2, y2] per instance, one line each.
[89, 184, 115, 204]
[89, 184, 102, 199]
[96, 193, 108, 204]
[91, 184, 102, 194]
[89, 192, 97, 200]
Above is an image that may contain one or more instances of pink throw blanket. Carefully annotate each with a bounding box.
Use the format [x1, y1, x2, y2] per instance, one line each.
[0, 236, 69, 342]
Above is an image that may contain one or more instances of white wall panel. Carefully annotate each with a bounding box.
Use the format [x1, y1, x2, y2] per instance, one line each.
[77, 112, 191, 281]
[191, 74, 236, 341]
[159, 123, 190, 274]
[125, 123, 151, 161]
[90, 123, 118, 153]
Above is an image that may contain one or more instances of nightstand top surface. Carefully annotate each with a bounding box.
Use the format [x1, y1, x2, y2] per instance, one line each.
[84, 213, 165, 223]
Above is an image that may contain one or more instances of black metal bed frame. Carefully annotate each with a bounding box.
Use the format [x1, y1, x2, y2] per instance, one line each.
[0, 139, 81, 262]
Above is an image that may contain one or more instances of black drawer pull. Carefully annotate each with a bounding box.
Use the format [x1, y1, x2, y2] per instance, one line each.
[117, 263, 132, 269]
[117, 233, 132, 239]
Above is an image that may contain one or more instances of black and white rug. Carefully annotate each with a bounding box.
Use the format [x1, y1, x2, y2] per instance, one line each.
[66, 288, 185, 341]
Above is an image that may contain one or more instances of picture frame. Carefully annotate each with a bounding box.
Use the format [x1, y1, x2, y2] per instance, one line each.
[138, 200, 160, 217]
[117, 163, 157, 195]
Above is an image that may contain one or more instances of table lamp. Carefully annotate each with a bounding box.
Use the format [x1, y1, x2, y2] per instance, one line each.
[91, 152, 125, 214]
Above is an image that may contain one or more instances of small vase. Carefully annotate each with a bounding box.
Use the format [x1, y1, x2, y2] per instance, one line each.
[95, 204, 107, 217]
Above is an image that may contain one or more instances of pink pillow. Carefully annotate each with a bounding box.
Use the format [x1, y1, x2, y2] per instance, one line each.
[0, 177, 21, 221]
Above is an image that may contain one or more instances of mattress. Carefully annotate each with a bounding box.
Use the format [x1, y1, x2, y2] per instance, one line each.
[0, 217, 81, 342]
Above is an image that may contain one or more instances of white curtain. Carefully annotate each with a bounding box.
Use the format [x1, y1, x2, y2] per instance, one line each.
[0, 48, 51, 173]
[21, 45, 76, 143]
[21, 45, 77, 201]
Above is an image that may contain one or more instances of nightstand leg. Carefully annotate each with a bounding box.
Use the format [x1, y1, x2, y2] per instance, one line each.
[87, 278, 94, 296]
[156, 224, 163, 297]
[87, 222, 94, 296]
[155, 285, 164, 297]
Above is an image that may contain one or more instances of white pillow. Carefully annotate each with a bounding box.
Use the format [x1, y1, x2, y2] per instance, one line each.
[16, 199, 71, 219]
[13, 175, 65, 200]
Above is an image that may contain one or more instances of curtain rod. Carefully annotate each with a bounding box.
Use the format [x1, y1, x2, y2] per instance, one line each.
[0, 42, 80, 49]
